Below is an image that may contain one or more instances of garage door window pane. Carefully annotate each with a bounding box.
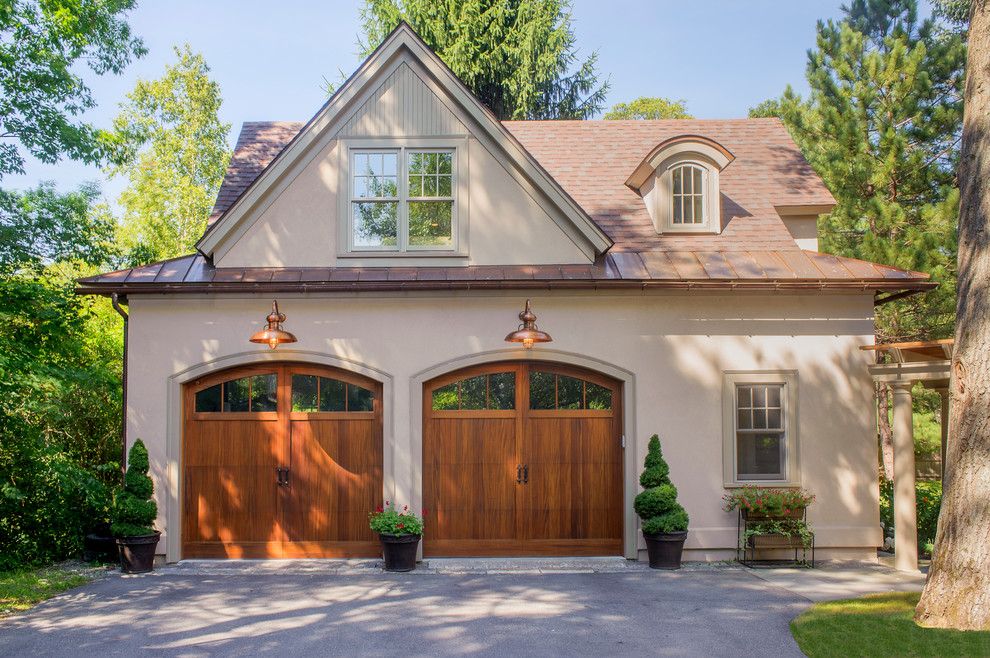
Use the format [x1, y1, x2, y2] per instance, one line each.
[460, 375, 487, 410]
[195, 384, 222, 412]
[489, 372, 515, 410]
[432, 382, 458, 410]
[557, 375, 583, 410]
[250, 374, 277, 412]
[292, 375, 318, 412]
[223, 377, 251, 412]
[319, 377, 346, 412]
[586, 382, 612, 410]
[529, 371, 556, 410]
[346, 383, 375, 412]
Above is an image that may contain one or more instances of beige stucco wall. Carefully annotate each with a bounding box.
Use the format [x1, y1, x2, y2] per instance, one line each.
[213, 59, 591, 269]
[782, 215, 820, 252]
[124, 291, 880, 563]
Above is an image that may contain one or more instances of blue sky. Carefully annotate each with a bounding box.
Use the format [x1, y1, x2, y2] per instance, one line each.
[8, 0, 933, 199]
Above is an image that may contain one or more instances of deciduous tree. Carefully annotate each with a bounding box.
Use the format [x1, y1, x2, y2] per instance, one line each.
[111, 45, 231, 264]
[604, 97, 692, 120]
[916, 0, 990, 631]
[0, 0, 145, 177]
[357, 0, 608, 119]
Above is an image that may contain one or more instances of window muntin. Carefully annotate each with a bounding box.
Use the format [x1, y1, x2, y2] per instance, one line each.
[529, 370, 613, 411]
[194, 374, 277, 413]
[671, 163, 706, 225]
[350, 148, 455, 252]
[432, 372, 515, 411]
[735, 384, 786, 480]
[291, 375, 374, 413]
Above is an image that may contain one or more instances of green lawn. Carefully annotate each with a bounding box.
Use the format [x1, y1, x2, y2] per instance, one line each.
[791, 592, 990, 657]
[0, 564, 100, 617]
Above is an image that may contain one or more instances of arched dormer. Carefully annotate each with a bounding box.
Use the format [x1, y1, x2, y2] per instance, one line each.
[625, 135, 734, 235]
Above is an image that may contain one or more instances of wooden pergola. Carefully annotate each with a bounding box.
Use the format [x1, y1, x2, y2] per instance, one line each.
[860, 338, 952, 572]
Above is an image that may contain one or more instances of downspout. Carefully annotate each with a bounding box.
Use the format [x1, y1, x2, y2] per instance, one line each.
[111, 293, 128, 481]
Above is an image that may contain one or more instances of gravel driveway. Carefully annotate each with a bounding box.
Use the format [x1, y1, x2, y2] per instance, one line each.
[0, 563, 812, 657]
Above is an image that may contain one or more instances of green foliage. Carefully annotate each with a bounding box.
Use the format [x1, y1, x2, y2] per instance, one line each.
[111, 440, 157, 537]
[879, 478, 942, 554]
[641, 509, 690, 535]
[791, 592, 990, 657]
[766, 0, 966, 342]
[635, 435, 688, 534]
[743, 518, 815, 548]
[110, 45, 231, 265]
[368, 501, 424, 536]
[604, 97, 692, 120]
[722, 486, 815, 516]
[0, 0, 145, 177]
[0, 183, 118, 275]
[358, 0, 609, 119]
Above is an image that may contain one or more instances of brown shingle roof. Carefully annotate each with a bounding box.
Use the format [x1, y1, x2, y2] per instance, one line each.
[208, 118, 835, 253]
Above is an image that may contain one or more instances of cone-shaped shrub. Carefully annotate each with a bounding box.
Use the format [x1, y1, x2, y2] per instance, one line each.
[634, 435, 688, 535]
[111, 440, 158, 537]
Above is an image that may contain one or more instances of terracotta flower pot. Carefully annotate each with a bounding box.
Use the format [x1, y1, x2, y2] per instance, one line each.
[643, 531, 688, 570]
[116, 531, 161, 574]
[379, 533, 420, 572]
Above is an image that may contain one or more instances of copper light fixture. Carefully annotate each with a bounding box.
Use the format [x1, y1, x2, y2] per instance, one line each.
[504, 299, 552, 349]
[249, 300, 298, 350]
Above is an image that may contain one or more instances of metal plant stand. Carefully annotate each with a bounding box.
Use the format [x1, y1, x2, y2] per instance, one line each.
[737, 509, 815, 567]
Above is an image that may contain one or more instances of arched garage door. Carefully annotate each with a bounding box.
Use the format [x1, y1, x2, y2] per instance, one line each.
[182, 363, 383, 558]
[423, 362, 623, 557]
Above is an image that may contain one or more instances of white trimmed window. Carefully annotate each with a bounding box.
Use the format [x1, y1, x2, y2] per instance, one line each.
[348, 147, 457, 252]
[671, 163, 706, 226]
[722, 371, 799, 486]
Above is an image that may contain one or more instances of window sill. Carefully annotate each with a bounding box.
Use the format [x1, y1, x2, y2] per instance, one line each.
[337, 249, 468, 259]
[723, 480, 802, 489]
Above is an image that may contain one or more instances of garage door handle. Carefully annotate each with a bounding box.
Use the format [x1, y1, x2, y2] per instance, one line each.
[275, 466, 290, 487]
[516, 464, 523, 484]
[522, 465, 529, 484]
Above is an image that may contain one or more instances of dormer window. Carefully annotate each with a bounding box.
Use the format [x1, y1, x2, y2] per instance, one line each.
[625, 135, 734, 236]
[671, 163, 706, 226]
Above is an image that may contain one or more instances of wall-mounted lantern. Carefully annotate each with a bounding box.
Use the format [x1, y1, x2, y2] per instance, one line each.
[504, 299, 552, 349]
[249, 300, 298, 350]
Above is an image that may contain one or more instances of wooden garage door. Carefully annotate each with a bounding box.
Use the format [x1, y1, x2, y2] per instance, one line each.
[182, 364, 382, 558]
[423, 362, 623, 557]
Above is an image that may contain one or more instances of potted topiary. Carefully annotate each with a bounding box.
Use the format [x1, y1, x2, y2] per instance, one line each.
[111, 439, 161, 573]
[369, 501, 424, 572]
[634, 435, 689, 569]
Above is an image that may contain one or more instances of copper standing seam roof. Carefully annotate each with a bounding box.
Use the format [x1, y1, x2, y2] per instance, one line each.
[76, 251, 934, 296]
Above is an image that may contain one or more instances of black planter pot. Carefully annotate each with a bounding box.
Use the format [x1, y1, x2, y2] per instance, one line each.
[84, 533, 118, 563]
[643, 531, 688, 570]
[116, 532, 161, 574]
[379, 533, 420, 572]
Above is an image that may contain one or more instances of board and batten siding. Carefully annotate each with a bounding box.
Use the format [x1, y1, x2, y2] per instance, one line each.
[339, 63, 467, 138]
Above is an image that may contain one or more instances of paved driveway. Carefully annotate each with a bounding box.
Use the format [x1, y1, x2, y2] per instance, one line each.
[0, 562, 923, 657]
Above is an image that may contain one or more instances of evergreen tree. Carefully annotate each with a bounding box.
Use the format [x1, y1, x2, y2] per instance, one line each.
[357, 0, 609, 120]
[110, 45, 231, 265]
[755, 0, 966, 344]
[604, 97, 692, 120]
[111, 439, 157, 537]
[633, 435, 688, 535]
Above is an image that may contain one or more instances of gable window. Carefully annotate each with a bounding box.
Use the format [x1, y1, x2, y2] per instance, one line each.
[350, 148, 455, 251]
[671, 163, 706, 225]
[722, 371, 799, 486]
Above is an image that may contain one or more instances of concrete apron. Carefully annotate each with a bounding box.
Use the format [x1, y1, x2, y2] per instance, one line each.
[167, 558, 927, 601]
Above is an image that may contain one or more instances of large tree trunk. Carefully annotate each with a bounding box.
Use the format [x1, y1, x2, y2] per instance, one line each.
[915, 0, 990, 631]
